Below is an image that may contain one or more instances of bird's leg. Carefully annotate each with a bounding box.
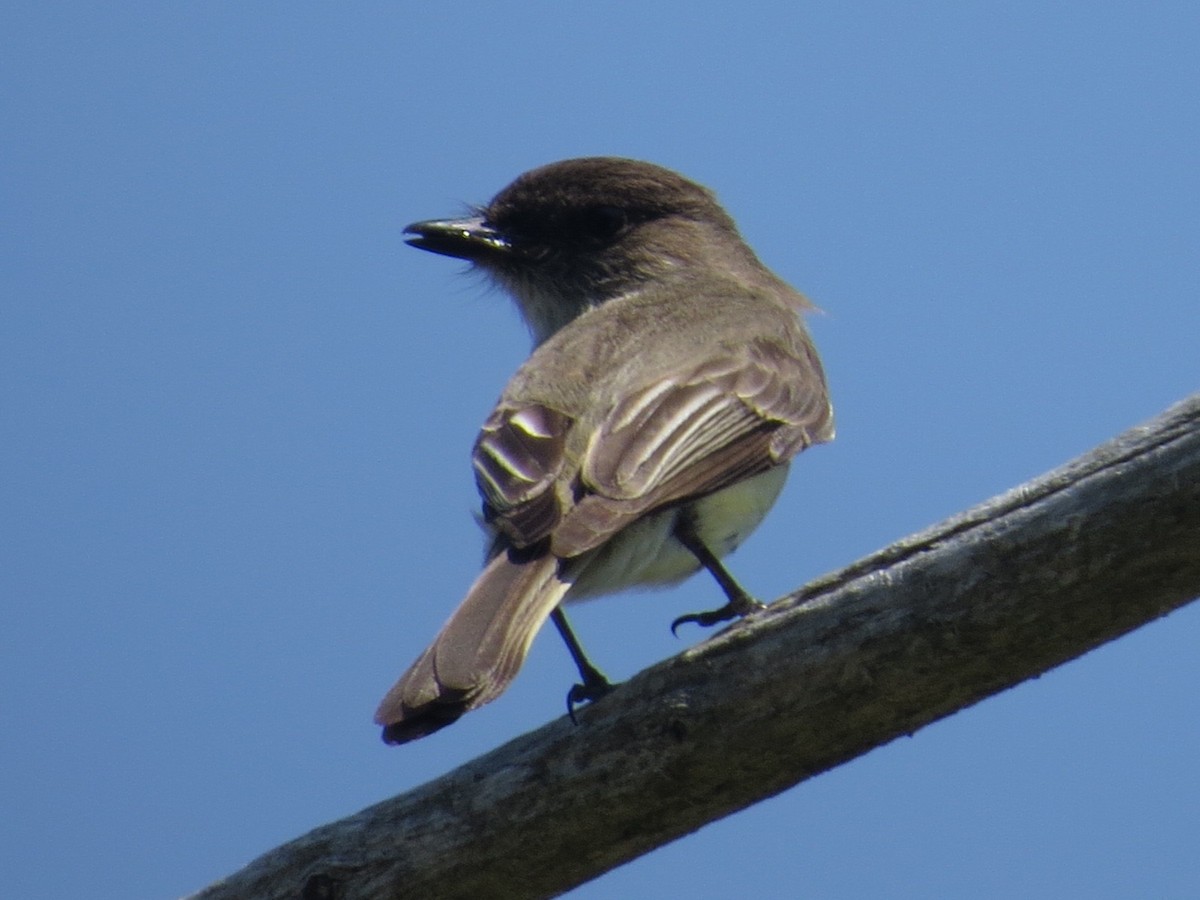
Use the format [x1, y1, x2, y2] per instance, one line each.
[670, 516, 766, 635]
[550, 606, 613, 722]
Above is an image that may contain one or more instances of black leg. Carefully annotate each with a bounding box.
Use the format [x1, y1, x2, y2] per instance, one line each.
[670, 516, 765, 635]
[550, 606, 613, 722]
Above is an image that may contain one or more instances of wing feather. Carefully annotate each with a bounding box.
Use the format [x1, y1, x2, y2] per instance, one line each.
[553, 337, 832, 555]
[472, 403, 572, 546]
[469, 336, 833, 560]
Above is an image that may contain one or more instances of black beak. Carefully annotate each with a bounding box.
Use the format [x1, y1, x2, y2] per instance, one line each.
[403, 216, 511, 261]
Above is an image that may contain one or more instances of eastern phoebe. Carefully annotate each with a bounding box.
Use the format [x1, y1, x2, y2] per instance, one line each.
[376, 158, 834, 744]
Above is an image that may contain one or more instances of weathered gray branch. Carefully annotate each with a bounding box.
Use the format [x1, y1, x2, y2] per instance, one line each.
[190, 393, 1200, 900]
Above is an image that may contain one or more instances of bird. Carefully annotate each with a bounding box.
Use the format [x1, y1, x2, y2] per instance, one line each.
[375, 157, 834, 744]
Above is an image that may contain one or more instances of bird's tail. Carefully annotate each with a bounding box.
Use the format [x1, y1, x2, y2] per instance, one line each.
[374, 548, 571, 745]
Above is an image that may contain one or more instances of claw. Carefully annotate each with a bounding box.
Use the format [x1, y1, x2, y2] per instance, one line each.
[670, 596, 766, 637]
[566, 674, 614, 724]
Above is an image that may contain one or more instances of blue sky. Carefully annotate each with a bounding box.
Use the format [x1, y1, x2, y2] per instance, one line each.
[3, 4, 1198, 898]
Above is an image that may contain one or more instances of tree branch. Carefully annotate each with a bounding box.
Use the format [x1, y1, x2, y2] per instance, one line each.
[190, 393, 1200, 900]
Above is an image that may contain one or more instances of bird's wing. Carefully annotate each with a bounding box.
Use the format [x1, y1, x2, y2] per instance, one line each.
[472, 402, 572, 547]
[471, 336, 832, 556]
[555, 336, 833, 556]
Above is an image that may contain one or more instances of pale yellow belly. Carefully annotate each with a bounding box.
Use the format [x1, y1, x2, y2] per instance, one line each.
[565, 465, 789, 601]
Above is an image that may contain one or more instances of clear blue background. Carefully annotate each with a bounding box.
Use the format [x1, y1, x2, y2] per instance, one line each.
[4, 4, 1198, 898]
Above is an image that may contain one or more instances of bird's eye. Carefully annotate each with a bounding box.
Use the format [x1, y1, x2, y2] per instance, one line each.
[496, 211, 536, 238]
[578, 205, 628, 241]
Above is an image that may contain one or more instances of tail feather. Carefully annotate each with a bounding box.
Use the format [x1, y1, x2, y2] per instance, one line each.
[375, 548, 571, 745]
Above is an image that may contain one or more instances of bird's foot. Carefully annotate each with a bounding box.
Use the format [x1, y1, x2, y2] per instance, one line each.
[670, 594, 765, 636]
[565, 666, 615, 724]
